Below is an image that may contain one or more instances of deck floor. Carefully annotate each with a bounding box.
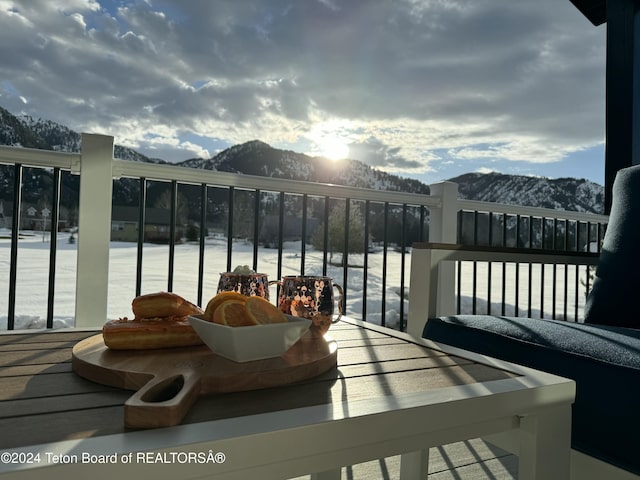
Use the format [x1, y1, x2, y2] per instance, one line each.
[291, 439, 518, 479]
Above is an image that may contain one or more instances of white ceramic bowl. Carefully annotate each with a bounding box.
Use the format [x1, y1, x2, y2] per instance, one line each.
[188, 314, 311, 362]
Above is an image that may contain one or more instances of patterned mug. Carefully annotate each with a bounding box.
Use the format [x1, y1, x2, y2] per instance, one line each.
[217, 272, 270, 300]
[272, 275, 343, 336]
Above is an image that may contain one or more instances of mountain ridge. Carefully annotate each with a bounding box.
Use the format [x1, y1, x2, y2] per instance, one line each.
[449, 172, 604, 214]
[0, 105, 604, 214]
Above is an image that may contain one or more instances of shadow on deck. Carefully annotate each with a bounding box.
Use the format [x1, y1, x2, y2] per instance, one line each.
[291, 438, 517, 479]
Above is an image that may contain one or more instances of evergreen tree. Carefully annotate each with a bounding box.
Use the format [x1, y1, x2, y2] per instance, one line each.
[312, 202, 365, 265]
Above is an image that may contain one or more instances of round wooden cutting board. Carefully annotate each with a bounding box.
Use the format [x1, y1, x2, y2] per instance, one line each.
[72, 332, 338, 429]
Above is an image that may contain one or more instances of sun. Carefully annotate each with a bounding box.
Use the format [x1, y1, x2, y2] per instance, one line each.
[320, 137, 349, 161]
[309, 120, 354, 161]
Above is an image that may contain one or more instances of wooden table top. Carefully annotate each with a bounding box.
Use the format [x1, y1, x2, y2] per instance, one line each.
[0, 318, 518, 451]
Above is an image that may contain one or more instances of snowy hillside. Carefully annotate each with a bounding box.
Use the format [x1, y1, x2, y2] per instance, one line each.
[0, 104, 604, 213]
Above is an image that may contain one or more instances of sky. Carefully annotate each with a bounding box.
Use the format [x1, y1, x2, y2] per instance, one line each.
[0, 0, 607, 186]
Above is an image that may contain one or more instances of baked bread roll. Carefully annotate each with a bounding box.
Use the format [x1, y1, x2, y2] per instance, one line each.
[102, 317, 203, 350]
[103, 292, 204, 350]
[132, 291, 202, 319]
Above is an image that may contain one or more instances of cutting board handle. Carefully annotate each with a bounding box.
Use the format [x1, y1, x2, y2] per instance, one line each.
[124, 371, 201, 428]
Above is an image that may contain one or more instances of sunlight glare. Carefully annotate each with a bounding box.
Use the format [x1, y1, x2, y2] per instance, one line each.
[320, 137, 349, 161]
[309, 119, 354, 161]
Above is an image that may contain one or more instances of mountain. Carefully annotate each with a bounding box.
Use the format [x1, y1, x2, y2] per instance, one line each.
[0, 107, 49, 150]
[0, 104, 605, 215]
[449, 172, 604, 214]
[1, 106, 166, 164]
[179, 140, 429, 194]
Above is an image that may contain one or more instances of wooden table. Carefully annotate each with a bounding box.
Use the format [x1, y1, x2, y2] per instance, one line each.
[0, 317, 574, 479]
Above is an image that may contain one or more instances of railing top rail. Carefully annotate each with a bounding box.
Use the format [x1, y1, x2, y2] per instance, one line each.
[0, 145, 80, 171]
[413, 242, 600, 262]
[0, 143, 608, 221]
[458, 198, 609, 224]
[411, 242, 600, 263]
[113, 158, 442, 207]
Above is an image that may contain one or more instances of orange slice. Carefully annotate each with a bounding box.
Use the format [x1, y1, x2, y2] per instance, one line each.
[204, 292, 247, 321]
[213, 299, 257, 326]
[245, 296, 287, 324]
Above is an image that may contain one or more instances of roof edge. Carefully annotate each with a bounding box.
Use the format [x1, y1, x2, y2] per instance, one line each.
[569, 0, 607, 26]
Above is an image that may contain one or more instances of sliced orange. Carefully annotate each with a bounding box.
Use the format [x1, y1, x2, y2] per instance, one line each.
[213, 299, 258, 326]
[245, 296, 287, 324]
[204, 291, 247, 321]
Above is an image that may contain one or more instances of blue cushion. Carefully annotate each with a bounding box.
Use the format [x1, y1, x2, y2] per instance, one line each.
[423, 315, 640, 474]
[584, 164, 640, 328]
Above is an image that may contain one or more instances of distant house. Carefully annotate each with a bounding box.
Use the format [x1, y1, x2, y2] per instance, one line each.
[0, 200, 70, 231]
[111, 206, 183, 243]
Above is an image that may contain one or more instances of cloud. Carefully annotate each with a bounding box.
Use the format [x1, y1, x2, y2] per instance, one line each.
[0, 0, 606, 172]
[348, 136, 425, 172]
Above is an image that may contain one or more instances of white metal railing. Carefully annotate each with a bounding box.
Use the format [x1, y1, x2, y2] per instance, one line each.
[458, 198, 609, 224]
[0, 144, 80, 171]
[79, 135, 439, 328]
[406, 243, 601, 338]
[113, 157, 441, 206]
[0, 133, 608, 331]
[2, 134, 441, 329]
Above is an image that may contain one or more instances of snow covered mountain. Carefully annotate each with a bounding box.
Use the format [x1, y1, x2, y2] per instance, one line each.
[1, 107, 165, 164]
[0, 105, 605, 215]
[179, 140, 429, 194]
[450, 172, 604, 214]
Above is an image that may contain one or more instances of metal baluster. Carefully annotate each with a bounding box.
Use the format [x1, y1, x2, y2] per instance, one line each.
[277, 191, 285, 282]
[574, 221, 581, 321]
[419, 205, 426, 242]
[457, 260, 462, 314]
[400, 203, 407, 330]
[46, 168, 62, 328]
[252, 189, 261, 273]
[322, 196, 330, 277]
[381, 202, 389, 327]
[167, 180, 177, 292]
[135, 178, 147, 296]
[342, 199, 350, 317]
[8, 163, 23, 330]
[197, 183, 208, 306]
[585, 222, 592, 298]
[528, 217, 533, 318]
[515, 215, 520, 316]
[362, 200, 370, 321]
[300, 194, 308, 276]
[564, 219, 569, 320]
[472, 211, 478, 314]
[457, 210, 463, 313]
[487, 212, 493, 315]
[552, 218, 558, 319]
[541, 217, 546, 318]
[226, 187, 234, 273]
[501, 213, 507, 316]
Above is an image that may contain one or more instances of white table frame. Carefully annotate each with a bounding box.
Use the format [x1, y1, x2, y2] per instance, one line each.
[0, 319, 575, 480]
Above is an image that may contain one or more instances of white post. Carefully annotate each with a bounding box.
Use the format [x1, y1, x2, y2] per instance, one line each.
[399, 449, 429, 479]
[407, 247, 432, 338]
[74, 134, 114, 327]
[517, 406, 572, 480]
[427, 181, 458, 316]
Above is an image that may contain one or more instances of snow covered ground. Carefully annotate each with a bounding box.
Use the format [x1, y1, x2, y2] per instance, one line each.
[0, 229, 589, 330]
[0, 230, 412, 330]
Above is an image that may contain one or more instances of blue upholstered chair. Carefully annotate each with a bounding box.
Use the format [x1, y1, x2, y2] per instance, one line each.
[414, 164, 640, 479]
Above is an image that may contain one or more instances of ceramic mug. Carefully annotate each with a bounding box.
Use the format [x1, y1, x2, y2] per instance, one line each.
[217, 272, 270, 300]
[271, 275, 343, 336]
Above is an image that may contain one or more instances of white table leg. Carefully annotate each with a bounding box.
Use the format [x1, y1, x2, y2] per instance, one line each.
[400, 449, 429, 479]
[310, 468, 341, 480]
[518, 405, 572, 480]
